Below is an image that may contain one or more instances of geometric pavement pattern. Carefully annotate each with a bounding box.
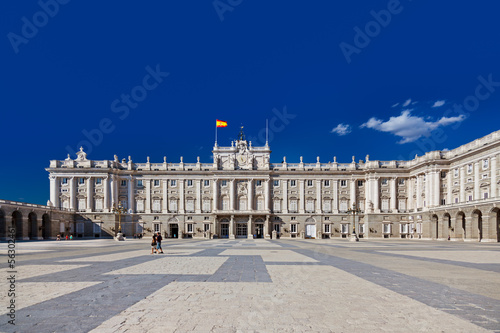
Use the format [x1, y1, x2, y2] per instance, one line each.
[1, 238, 500, 332]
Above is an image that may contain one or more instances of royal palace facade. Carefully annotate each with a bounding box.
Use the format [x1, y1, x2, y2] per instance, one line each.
[38, 130, 500, 242]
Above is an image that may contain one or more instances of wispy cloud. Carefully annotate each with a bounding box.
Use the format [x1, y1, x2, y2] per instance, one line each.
[391, 103, 399, 108]
[402, 98, 412, 107]
[431, 100, 446, 108]
[330, 123, 352, 136]
[360, 110, 466, 144]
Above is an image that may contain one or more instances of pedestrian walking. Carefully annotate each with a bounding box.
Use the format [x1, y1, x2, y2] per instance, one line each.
[151, 233, 157, 254]
[156, 232, 164, 254]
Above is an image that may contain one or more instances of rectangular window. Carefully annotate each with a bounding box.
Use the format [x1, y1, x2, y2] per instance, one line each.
[398, 178, 405, 185]
[359, 223, 365, 234]
[204, 223, 210, 232]
[290, 180, 296, 187]
[187, 180, 193, 187]
[62, 178, 68, 185]
[455, 197, 459, 203]
[222, 180, 227, 187]
[483, 159, 489, 169]
[257, 198, 264, 211]
[307, 180, 313, 187]
[203, 200, 211, 212]
[136, 200, 144, 212]
[339, 200, 347, 212]
[273, 180, 280, 186]
[93, 223, 101, 234]
[137, 180, 143, 187]
[441, 199, 446, 205]
[398, 199, 406, 211]
[154, 180, 160, 187]
[204, 180, 210, 187]
[454, 169, 459, 178]
[222, 198, 229, 210]
[170, 180, 177, 187]
[306, 200, 314, 212]
[484, 192, 489, 199]
[186, 199, 194, 212]
[289, 199, 298, 212]
[95, 178, 102, 185]
[121, 180, 127, 186]
[468, 195, 472, 201]
[78, 178, 85, 185]
[381, 199, 389, 211]
[169, 199, 178, 212]
[290, 224, 297, 233]
[324, 180, 330, 187]
[441, 172, 446, 178]
[323, 200, 331, 212]
[291, 216, 296, 221]
[383, 224, 391, 234]
[152, 199, 161, 212]
[357, 180, 363, 186]
[341, 224, 349, 234]
[95, 198, 103, 211]
[273, 200, 281, 212]
[324, 224, 330, 233]
[381, 178, 388, 186]
[467, 164, 473, 174]
[256, 180, 262, 186]
[340, 180, 347, 187]
[76, 223, 84, 233]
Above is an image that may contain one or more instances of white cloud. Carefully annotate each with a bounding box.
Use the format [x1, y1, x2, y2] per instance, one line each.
[391, 103, 399, 108]
[330, 123, 352, 136]
[431, 100, 446, 108]
[402, 98, 412, 107]
[360, 110, 466, 144]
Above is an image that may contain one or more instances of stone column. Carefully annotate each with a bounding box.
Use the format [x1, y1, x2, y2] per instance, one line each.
[425, 171, 431, 209]
[196, 180, 201, 213]
[491, 155, 497, 198]
[349, 179, 356, 208]
[447, 171, 452, 205]
[372, 177, 379, 212]
[87, 176, 93, 212]
[111, 175, 118, 208]
[247, 215, 253, 239]
[162, 179, 168, 213]
[407, 177, 414, 211]
[69, 177, 76, 211]
[460, 166, 466, 202]
[213, 179, 219, 211]
[248, 179, 253, 211]
[229, 180, 235, 211]
[179, 179, 185, 214]
[464, 215, 473, 241]
[229, 215, 235, 239]
[474, 162, 480, 200]
[264, 215, 271, 239]
[145, 179, 151, 214]
[416, 175, 422, 209]
[282, 179, 288, 213]
[432, 170, 440, 207]
[128, 176, 134, 213]
[316, 179, 322, 213]
[299, 180, 305, 214]
[103, 176, 109, 212]
[390, 178, 397, 212]
[333, 180, 339, 213]
[264, 180, 270, 211]
[49, 175, 59, 208]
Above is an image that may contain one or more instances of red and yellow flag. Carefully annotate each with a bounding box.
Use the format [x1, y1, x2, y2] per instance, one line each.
[216, 119, 228, 127]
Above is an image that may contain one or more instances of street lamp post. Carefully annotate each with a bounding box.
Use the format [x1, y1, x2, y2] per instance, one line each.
[347, 202, 361, 242]
[112, 203, 127, 241]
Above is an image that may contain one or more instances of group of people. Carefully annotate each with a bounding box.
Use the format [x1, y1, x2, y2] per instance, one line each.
[56, 234, 72, 241]
[151, 232, 164, 254]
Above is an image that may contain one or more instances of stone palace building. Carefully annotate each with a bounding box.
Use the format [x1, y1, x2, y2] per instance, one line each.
[33, 129, 500, 241]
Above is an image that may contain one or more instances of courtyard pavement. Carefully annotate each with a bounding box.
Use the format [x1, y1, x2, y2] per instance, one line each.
[1, 238, 500, 332]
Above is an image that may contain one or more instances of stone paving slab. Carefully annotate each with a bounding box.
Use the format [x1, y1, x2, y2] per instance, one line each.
[0, 239, 499, 332]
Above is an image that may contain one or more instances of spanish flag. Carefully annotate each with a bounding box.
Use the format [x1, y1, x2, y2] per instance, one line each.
[216, 119, 228, 127]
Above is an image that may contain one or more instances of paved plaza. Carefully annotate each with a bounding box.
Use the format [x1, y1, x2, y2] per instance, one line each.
[1, 238, 500, 332]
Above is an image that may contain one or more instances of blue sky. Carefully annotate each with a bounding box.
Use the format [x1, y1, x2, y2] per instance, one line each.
[1, 1, 500, 205]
